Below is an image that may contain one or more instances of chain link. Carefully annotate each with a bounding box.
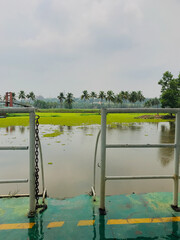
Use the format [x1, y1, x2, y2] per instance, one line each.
[34, 115, 47, 213]
[35, 115, 40, 207]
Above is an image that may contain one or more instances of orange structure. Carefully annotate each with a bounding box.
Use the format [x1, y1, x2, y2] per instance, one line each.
[5, 92, 13, 107]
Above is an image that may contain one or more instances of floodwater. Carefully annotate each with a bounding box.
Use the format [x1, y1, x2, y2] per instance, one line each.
[0, 122, 175, 199]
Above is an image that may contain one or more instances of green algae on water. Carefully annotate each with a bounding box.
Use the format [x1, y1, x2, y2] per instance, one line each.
[43, 130, 63, 138]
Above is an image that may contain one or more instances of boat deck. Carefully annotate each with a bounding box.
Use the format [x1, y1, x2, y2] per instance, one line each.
[0, 192, 180, 239]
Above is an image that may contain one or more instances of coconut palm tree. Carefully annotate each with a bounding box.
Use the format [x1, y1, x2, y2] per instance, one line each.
[129, 91, 138, 106]
[90, 91, 97, 107]
[81, 90, 89, 102]
[120, 91, 129, 102]
[65, 93, 74, 109]
[137, 91, 145, 102]
[26, 91, 35, 102]
[98, 91, 106, 106]
[12, 92, 16, 101]
[106, 90, 115, 107]
[115, 93, 123, 107]
[57, 92, 65, 108]
[18, 91, 26, 101]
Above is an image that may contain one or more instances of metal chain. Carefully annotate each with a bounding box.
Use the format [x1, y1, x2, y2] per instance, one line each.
[34, 115, 48, 213]
[35, 115, 40, 207]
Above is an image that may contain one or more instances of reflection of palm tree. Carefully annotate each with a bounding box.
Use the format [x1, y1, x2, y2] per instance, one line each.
[65, 93, 74, 109]
[57, 92, 65, 108]
[59, 125, 64, 132]
[19, 126, 25, 134]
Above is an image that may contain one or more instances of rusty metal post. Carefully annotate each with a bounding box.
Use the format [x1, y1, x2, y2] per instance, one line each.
[9, 92, 13, 107]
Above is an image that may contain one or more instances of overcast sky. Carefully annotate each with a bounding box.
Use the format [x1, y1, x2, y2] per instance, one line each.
[0, 0, 180, 98]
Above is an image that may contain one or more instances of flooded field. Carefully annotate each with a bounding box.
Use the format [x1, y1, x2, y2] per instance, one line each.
[0, 122, 175, 198]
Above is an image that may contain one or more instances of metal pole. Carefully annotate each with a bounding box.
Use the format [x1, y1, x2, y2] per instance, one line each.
[173, 112, 180, 208]
[99, 109, 107, 214]
[28, 111, 36, 217]
[93, 130, 101, 191]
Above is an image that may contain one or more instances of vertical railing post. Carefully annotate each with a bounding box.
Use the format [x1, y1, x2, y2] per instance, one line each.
[28, 110, 36, 217]
[172, 111, 180, 209]
[99, 108, 107, 214]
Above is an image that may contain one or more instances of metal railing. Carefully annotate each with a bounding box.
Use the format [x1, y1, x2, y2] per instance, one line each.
[0, 107, 37, 217]
[99, 108, 180, 214]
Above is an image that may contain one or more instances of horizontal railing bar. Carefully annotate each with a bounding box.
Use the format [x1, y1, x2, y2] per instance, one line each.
[0, 193, 43, 198]
[0, 179, 28, 184]
[0, 107, 34, 113]
[106, 175, 174, 180]
[106, 144, 175, 149]
[105, 108, 180, 114]
[0, 146, 28, 150]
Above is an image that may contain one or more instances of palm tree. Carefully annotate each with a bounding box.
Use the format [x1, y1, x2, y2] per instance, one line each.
[57, 92, 65, 108]
[26, 91, 35, 102]
[18, 91, 26, 101]
[129, 91, 138, 106]
[151, 98, 160, 108]
[98, 91, 106, 106]
[137, 91, 145, 102]
[12, 92, 16, 101]
[90, 91, 97, 107]
[115, 93, 123, 107]
[120, 91, 129, 102]
[65, 93, 74, 109]
[144, 99, 152, 108]
[81, 90, 89, 102]
[106, 90, 115, 107]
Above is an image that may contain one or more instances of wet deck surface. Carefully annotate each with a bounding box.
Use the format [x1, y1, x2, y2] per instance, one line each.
[0, 192, 180, 239]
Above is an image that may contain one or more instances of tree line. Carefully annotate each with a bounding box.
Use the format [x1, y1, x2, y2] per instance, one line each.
[0, 71, 179, 109]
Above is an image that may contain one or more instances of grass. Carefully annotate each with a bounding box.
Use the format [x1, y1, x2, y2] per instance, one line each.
[0, 112, 173, 127]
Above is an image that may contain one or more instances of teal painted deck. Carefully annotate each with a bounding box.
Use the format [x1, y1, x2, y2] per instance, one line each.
[0, 192, 180, 239]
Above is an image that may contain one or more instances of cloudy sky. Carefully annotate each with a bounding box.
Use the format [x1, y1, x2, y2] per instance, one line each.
[0, 0, 180, 98]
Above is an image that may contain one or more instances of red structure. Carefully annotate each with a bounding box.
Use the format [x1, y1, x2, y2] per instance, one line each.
[5, 92, 13, 107]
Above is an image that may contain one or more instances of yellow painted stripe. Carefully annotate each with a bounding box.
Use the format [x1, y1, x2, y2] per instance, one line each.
[0, 223, 35, 230]
[107, 216, 180, 225]
[47, 221, 64, 228]
[77, 220, 95, 226]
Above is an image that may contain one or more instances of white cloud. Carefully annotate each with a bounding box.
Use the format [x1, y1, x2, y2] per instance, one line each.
[0, 0, 179, 98]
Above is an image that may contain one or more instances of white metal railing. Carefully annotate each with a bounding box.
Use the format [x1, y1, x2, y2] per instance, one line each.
[0, 107, 36, 217]
[99, 108, 180, 214]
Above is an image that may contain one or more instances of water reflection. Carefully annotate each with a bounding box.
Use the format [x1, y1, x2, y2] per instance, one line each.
[28, 214, 44, 240]
[0, 121, 176, 198]
[6, 126, 15, 133]
[19, 126, 25, 134]
[158, 122, 175, 166]
[107, 122, 142, 131]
